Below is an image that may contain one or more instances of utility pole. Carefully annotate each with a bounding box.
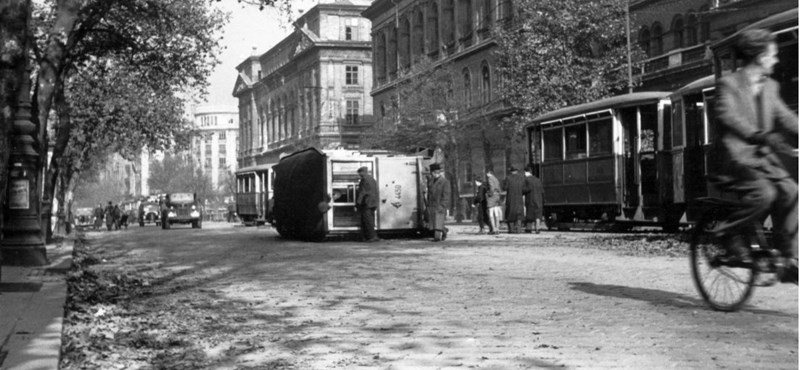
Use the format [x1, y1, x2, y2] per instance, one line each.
[625, 0, 634, 93]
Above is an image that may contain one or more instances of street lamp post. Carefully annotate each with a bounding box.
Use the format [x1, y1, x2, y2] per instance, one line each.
[625, 0, 634, 93]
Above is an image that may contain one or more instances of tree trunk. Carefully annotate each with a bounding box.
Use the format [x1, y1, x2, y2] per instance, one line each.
[38, 0, 82, 240]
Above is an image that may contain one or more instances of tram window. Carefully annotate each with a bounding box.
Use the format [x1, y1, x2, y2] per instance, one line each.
[588, 119, 612, 156]
[543, 128, 562, 161]
[640, 105, 658, 152]
[672, 100, 684, 148]
[331, 185, 355, 203]
[564, 123, 587, 160]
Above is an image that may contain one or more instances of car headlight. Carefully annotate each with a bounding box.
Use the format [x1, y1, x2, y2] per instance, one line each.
[168, 212, 177, 217]
[190, 211, 200, 218]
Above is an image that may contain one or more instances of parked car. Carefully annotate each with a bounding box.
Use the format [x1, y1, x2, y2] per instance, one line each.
[161, 193, 203, 229]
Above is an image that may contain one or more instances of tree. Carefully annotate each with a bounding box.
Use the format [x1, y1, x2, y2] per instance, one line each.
[148, 154, 214, 202]
[361, 58, 472, 215]
[494, 0, 642, 129]
[1, 0, 292, 245]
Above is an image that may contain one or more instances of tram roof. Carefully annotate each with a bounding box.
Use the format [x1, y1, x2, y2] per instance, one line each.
[235, 163, 274, 174]
[712, 8, 798, 51]
[529, 92, 672, 125]
[671, 75, 716, 97]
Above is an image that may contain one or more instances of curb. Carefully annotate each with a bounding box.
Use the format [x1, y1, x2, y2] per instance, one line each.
[0, 238, 74, 370]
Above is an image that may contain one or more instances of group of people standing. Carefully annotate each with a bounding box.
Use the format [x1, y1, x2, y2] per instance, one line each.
[473, 164, 544, 235]
[93, 201, 128, 231]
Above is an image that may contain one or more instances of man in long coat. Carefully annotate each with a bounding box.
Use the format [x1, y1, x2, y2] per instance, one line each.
[356, 166, 380, 242]
[523, 164, 544, 233]
[503, 166, 525, 233]
[104, 201, 115, 231]
[429, 163, 451, 241]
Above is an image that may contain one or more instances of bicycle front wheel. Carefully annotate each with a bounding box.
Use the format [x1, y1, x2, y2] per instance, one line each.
[690, 212, 756, 312]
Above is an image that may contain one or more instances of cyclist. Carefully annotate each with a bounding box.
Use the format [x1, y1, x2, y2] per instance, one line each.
[713, 28, 798, 283]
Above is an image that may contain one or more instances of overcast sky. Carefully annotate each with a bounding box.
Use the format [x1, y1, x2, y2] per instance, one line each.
[203, 0, 319, 109]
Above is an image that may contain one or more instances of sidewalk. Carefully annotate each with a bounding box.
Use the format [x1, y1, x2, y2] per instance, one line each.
[0, 239, 73, 370]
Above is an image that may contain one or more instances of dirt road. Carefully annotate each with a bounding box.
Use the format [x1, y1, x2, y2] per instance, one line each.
[61, 223, 798, 369]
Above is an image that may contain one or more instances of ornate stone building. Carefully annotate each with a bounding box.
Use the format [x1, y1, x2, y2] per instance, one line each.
[631, 0, 797, 92]
[363, 0, 523, 200]
[233, 0, 374, 169]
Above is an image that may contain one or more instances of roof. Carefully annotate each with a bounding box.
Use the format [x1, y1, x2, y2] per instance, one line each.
[236, 163, 275, 174]
[529, 92, 672, 125]
[712, 8, 799, 51]
[671, 75, 716, 97]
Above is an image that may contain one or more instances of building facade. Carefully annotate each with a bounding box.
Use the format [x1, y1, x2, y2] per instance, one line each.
[363, 0, 523, 201]
[191, 105, 239, 190]
[233, 0, 374, 169]
[631, 0, 797, 92]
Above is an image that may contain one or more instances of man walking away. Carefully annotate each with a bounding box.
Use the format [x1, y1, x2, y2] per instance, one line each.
[503, 166, 526, 234]
[356, 166, 380, 242]
[93, 204, 104, 230]
[524, 164, 545, 234]
[485, 169, 503, 235]
[104, 202, 115, 231]
[429, 163, 451, 241]
[472, 175, 492, 234]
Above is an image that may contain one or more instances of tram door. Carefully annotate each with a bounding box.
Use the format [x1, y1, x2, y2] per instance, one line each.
[620, 105, 660, 215]
[328, 160, 374, 231]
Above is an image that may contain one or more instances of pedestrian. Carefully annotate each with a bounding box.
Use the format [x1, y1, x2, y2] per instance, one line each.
[485, 169, 503, 235]
[93, 204, 104, 230]
[503, 166, 526, 233]
[113, 204, 123, 230]
[523, 164, 544, 234]
[104, 201, 115, 231]
[428, 163, 451, 241]
[713, 28, 798, 282]
[355, 166, 380, 242]
[472, 175, 493, 234]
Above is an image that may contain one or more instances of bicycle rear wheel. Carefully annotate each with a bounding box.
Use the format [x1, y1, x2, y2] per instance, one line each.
[690, 212, 756, 312]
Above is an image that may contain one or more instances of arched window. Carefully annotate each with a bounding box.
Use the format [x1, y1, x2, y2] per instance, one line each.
[500, 0, 512, 20]
[639, 27, 651, 57]
[458, 0, 473, 44]
[698, 5, 710, 42]
[482, 0, 494, 32]
[427, 2, 439, 56]
[376, 31, 387, 82]
[400, 18, 411, 68]
[412, 9, 424, 61]
[672, 16, 684, 49]
[686, 13, 698, 46]
[443, 0, 455, 49]
[651, 22, 664, 55]
[481, 64, 491, 104]
[463, 68, 472, 108]
[388, 26, 398, 77]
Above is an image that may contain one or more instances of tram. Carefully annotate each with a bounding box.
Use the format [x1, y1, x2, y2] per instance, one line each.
[234, 163, 274, 225]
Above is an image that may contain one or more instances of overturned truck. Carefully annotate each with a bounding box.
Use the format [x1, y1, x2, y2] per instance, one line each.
[271, 148, 432, 241]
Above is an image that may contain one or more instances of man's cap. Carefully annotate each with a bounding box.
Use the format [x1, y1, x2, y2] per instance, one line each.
[357, 166, 369, 173]
[429, 163, 442, 172]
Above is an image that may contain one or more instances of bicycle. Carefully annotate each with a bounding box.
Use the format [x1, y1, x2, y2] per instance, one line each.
[690, 190, 798, 312]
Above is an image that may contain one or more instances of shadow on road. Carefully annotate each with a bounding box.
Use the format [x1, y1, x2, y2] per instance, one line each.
[568, 281, 794, 317]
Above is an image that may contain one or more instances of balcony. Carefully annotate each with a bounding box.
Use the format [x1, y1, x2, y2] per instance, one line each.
[638, 43, 709, 76]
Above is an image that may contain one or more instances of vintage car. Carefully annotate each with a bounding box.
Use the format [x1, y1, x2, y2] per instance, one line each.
[161, 192, 203, 229]
[74, 207, 95, 230]
[138, 201, 161, 227]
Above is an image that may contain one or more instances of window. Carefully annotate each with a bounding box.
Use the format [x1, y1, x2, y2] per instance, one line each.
[639, 27, 651, 57]
[205, 143, 212, 154]
[346, 65, 359, 85]
[345, 26, 353, 40]
[219, 158, 227, 168]
[564, 123, 587, 159]
[463, 68, 471, 108]
[481, 64, 491, 104]
[588, 119, 612, 156]
[543, 128, 562, 161]
[204, 158, 212, 168]
[652, 23, 664, 55]
[219, 131, 226, 140]
[219, 144, 226, 154]
[672, 16, 684, 49]
[346, 100, 360, 125]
